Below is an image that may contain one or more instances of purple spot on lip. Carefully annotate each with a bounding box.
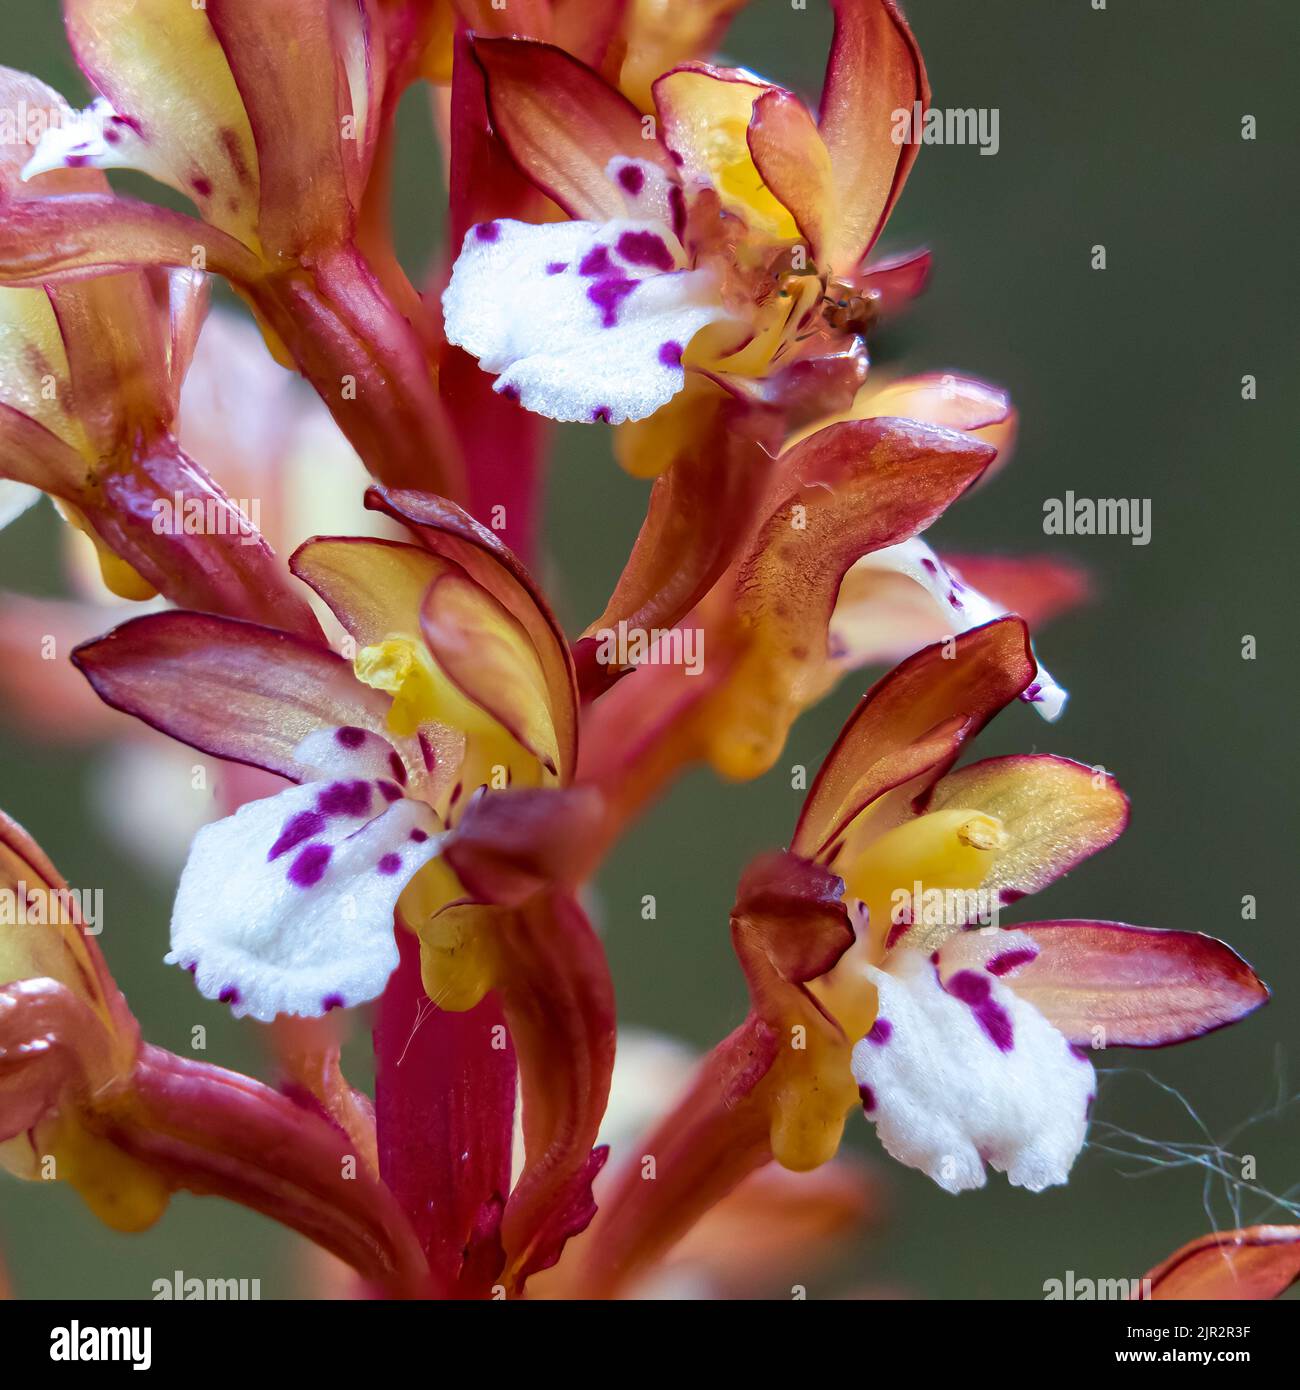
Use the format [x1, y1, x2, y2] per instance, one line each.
[268, 810, 325, 861]
[617, 163, 645, 195]
[865, 1017, 893, 1046]
[945, 969, 1014, 1051]
[669, 184, 686, 239]
[499, 383, 520, 402]
[1023, 682, 1043, 701]
[317, 779, 372, 817]
[219, 985, 241, 1005]
[103, 126, 121, 145]
[658, 340, 683, 367]
[475, 220, 500, 242]
[322, 993, 345, 1012]
[591, 405, 612, 423]
[418, 733, 437, 771]
[579, 245, 613, 276]
[410, 829, 428, 843]
[616, 230, 674, 272]
[986, 946, 1039, 977]
[387, 751, 407, 785]
[545, 260, 567, 275]
[920, 557, 939, 576]
[192, 175, 213, 198]
[376, 780, 403, 803]
[184, 961, 197, 975]
[289, 843, 332, 888]
[336, 726, 366, 749]
[858, 1083, 877, 1113]
[587, 277, 638, 327]
[377, 853, 402, 875]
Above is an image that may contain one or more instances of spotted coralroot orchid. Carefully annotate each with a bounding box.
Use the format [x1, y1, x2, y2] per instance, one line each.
[70, 486, 618, 1294]
[0, 67, 318, 637]
[0, 1, 463, 497]
[0, 810, 429, 1293]
[564, 620, 1267, 1296]
[444, 1, 926, 425]
[1142, 1226, 1300, 1301]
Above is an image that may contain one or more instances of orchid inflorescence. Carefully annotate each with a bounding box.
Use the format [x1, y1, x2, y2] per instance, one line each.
[0, 0, 1286, 1303]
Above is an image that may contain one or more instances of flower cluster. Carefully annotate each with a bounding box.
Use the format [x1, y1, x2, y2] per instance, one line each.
[0, 0, 1277, 1301]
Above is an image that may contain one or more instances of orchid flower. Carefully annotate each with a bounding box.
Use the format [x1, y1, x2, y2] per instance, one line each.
[0, 67, 317, 637]
[72, 486, 614, 1292]
[568, 620, 1267, 1295]
[0, 1, 460, 496]
[443, 1, 926, 428]
[0, 809, 430, 1294]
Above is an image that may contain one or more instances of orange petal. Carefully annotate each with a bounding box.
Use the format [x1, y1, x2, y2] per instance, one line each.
[748, 89, 838, 264]
[706, 418, 996, 780]
[474, 37, 676, 220]
[421, 569, 561, 776]
[793, 617, 1036, 859]
[1145, 1226, 1300, 1300]
[818, 0, 929, 270]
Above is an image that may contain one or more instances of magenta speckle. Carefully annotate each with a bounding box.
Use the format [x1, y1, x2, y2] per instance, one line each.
[418, 733, 437, 771]
[192, 175, 213, 198]
[865, 1017, 893, 1046]
[377, 779, 403, 803]
[219, 985, 241, 1005]
[946, 969, 1014, 1051]
[410, 829, 429, 843]
[499, 383, 521, 402]
[475, 221, 500, 242]
[322, 993, 345, 1012]
[387, 751, 407, 785]
[668, 184, 686, 239]
[616, 230, 674, 272]
[317, 779, 372, 817]
[336, 726, 366, 749]
[920, 557, 939, 576]
[268, 810, 325, 861]
[103, 126, 121, 145]
[545, 260, 567, 275]
[658, 340, 683, 367]
[579, 245, 613, 276]
[858, 1083, 877, 1113]
[184, 961, 197, 975]
[591, 405, 612, 423]
[587, 277, 638, 327]
[986, 946, 1039, 977]
[289, 843, 332, 888]
[377, 853, 402, 876]
[617, 164, 646, 196]
[1023, 682, 1043, 702]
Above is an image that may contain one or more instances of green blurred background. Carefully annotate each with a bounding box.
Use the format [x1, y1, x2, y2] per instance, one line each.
[1, 0, 1296, 1298]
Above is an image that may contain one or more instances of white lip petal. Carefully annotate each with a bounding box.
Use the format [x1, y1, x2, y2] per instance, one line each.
[840, 537, 1068, 720]
[851, 947, 1093, 1193]
[441, 216, 730, 425]
[165, 726, 443, 1022]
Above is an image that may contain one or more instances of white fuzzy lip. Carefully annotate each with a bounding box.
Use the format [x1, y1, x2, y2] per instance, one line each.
[165, 727, 444, 1023]
[851, 947, 1093, 1193]
[441, 215, 731, 425]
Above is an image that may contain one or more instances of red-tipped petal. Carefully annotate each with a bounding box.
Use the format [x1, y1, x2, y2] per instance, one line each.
[474, 37, 674, 220]
[71, 611, 391, 781]
[747, 90, 838, 263]
[819, 0, 929, 270]
[366, 486, 578, 780]
[1144, 1226, 1300, 1301]
[939, 921, 1269, 1048]
[793, 617, 1036, 859]
[707, 417, 996, 780]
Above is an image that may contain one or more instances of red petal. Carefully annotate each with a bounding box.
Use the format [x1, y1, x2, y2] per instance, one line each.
[474, 37, 675, 219]
[940, 920, 1269, 1048]
[819, 0, 929, 269]
[793, 617, 1036, 858]
[1145, 1226, 1300, 1301]
[71, 611, 391, 781]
